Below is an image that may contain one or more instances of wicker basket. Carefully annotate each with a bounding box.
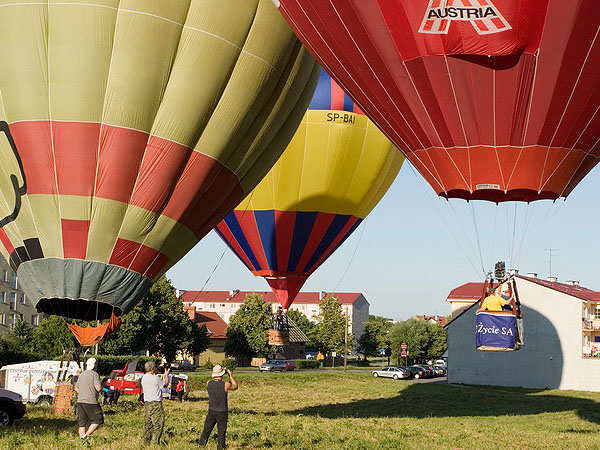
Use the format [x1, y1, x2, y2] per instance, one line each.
[52, 383, 74, 415]
[268, 329, 289, 346]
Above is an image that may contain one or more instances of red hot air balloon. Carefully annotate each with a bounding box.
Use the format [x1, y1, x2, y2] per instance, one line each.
[275, 0, 600, 203]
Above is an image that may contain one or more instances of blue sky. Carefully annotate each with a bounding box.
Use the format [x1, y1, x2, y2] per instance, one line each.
[168, 162, 600, 322]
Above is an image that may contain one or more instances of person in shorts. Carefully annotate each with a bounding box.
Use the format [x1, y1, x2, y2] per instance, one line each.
[75, 357, 103, 443]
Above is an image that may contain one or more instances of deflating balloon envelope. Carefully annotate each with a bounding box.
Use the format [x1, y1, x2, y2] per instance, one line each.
[0, 0, 319, 320]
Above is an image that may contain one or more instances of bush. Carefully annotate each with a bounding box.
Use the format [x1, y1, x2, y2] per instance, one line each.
[0, 336, 42, 368]
[295, 359, 320, 369]
[221, 358, 236, 371]
[201, 360, 215, 370]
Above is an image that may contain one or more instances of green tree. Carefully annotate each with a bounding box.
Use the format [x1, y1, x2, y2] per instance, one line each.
[100, 276, 210, 362]
[389, 318, 430, 364]
[224, 293, 275, 359]
[312, 295, 352, 354]
[285, 308, 317, 347]
[357, 315, 393, 359]
[425, 322, 447, 360]
[30, 315, 76, 356]
[5, 316, 35, 352]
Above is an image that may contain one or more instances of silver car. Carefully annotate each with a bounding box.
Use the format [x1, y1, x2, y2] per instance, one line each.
[259, 360, 287, 372]
[372, 366, 410, 380]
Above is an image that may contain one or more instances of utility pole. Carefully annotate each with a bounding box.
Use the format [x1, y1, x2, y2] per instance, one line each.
[344, 313, 348, 370]
[545, 248, 557, 278]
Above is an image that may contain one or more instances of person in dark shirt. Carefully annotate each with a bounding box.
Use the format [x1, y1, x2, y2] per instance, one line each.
[199, 365, 237, 449]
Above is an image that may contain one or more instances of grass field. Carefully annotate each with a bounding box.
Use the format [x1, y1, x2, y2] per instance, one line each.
[2, 370, 600, 449]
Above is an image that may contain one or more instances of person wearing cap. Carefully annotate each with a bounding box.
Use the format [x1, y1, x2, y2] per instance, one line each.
[141, 360, 170, 445]
[74, 357, 103, 444]
[199, 365, 237, 449]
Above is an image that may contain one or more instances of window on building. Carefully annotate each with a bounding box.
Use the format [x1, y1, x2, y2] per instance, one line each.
[0, 313, 4, 325]
[10, 271, 17, 289]
[2, 270, 7, 282]
[20, 293, 25, 304]
[210, 303, 215, 309]
[595, 307, 600, 320]
[220, 304, 226, 308]
[0, 292, 5, 303]
[302, 305, 306, 310]
[10, 292, 16, 305]
[31, 315, 37, 326]
[8, 313, 15, 327]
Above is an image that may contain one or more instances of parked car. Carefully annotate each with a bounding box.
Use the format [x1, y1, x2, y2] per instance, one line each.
[407, 365, 430, 379]
[433, 365, 447, 376]
[420, 365, 436, 377]
[0, 388, 26, 426]
[372, 366, 411, 380]
[259, 360, 291, 372]
[284, 360, 296, 371]
[170, 360, 196, 372]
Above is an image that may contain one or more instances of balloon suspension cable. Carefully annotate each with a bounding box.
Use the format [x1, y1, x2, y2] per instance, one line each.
[407, 161, 484, 280]
[198, 190, 256, 293]
[509, 202, 518, 269]
[489, 206, 499, 273]
[513, 201, 536, 267]
[468, 200, 487, 278]
[330, 216, 368, 295]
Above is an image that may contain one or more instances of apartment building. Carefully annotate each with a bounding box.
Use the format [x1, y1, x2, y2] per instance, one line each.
[179, 290, 370, 338]
[0, 255, 42, 333]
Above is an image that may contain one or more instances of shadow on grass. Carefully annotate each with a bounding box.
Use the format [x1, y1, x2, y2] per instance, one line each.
[286, 383, 600, 425]
[8, 416, 75, 433]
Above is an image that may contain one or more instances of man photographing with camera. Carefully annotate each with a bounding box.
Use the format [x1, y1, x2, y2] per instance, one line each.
[140, 361, 170, 445]
[199, 364, 237, 449]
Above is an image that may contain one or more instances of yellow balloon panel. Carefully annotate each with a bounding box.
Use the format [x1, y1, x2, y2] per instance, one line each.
[244, 110, 404, 218]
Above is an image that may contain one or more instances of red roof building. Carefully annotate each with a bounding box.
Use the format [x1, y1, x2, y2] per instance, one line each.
[179, 289, 370, 339]
[447, 276, 600, 319]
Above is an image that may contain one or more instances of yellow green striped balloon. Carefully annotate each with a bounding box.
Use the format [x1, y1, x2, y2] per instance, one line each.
[0, 0, 318, 320]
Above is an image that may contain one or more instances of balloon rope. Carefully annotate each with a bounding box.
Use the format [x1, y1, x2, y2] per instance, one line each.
[489, 206, 498, 273]
[446, 199, 482, 265]
[197, 190, 256, 293]
[468, 201, 487, 277]
[330, 217, 368, 294]
[508, 202, 518, 269]
[198, 246, 228, 293]
[513, 201, 536, 267]
[407, 162, 483, 281]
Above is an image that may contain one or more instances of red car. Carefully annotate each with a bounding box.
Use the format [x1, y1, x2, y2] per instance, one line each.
[106, 360, 144, 395]
[284, 360, 296, 371]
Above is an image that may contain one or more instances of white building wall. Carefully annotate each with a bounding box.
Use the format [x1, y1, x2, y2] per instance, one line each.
[447, 277, 600, 391]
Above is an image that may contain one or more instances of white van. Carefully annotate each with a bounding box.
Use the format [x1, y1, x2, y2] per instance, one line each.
[0, 360, 81, 405]
[434, 360, 446, 367]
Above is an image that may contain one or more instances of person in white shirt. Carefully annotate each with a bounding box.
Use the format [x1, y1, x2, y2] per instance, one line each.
[140, 361, 169, 445]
